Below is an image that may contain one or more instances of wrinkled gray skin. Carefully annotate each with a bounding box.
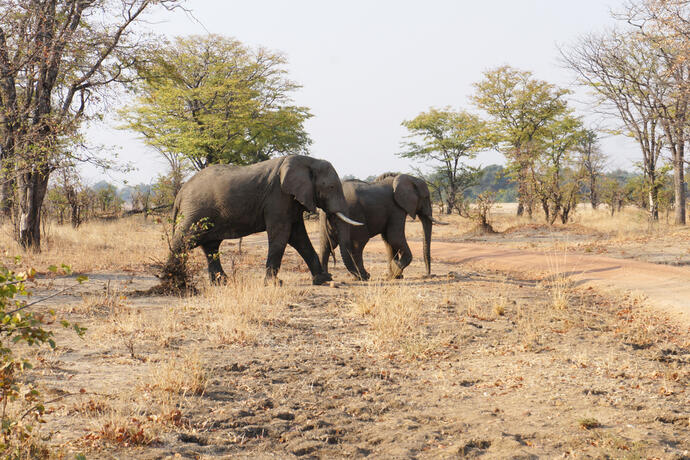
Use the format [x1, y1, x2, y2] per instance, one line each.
[319, 173, 433, 280]
[170, 155, 360, 285]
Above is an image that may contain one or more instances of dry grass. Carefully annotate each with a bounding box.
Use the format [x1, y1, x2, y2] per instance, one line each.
[348, 282, 452, 358]
[0, 217, 168, 272]
[181, 272, 298, 345]
[77, 350, 208, 449]
[349, 282, 426, 342]
[7, 209, 689, 457]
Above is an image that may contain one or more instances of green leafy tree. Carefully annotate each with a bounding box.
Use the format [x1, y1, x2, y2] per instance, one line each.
[151, 171, 185, 209]
[601, 177, 625, 216]
[95, 185, 122, 214]
[121, 35, 312, 170]
[576, 129, 607, 209]
[530, 114, 586, 224]
[472, 66, 570, 217]
[400, 108, 488, 214]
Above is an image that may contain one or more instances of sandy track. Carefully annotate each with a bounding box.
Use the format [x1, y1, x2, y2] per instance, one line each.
[366, 239, 690, 329]
[231, 233, 690, 328]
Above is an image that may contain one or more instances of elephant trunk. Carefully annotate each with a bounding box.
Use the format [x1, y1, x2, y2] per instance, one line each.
[334, 218, 359, 276]
[420, 214, 432, 276]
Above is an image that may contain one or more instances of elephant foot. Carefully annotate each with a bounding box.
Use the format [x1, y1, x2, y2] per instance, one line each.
[387, 272, 404, 280]
[348, 271, 370, 281]
[210, 272, 228, 285]
[264, 276, 283, 287]
[312, 272, 332, 285]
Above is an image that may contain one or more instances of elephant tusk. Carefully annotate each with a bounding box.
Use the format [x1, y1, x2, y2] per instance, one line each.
[431, 217, 449, 226]
[336, 212, 364, 226]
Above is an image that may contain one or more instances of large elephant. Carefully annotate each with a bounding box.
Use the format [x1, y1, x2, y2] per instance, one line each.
[319, 173, 434, 280]
[168, 155, 363, 285]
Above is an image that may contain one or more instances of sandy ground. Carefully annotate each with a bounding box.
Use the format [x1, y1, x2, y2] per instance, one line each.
[17, 234, 690, 459]
[370, 239, 690, 329]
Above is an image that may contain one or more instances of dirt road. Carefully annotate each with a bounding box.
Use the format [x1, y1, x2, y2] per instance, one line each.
[366, 239, 690, 328]
[237, 232, 690, 328]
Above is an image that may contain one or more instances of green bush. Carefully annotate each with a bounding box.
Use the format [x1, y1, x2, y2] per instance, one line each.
[0, 261, 86, 459]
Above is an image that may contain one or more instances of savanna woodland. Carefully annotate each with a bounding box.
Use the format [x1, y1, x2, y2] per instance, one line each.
[0, 0, 688, 458]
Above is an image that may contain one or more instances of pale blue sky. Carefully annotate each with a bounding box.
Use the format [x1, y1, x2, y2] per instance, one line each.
[84, 0, 639, 186]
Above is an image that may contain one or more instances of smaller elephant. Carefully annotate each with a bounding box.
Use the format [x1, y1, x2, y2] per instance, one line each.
[319, 173, 434, 280]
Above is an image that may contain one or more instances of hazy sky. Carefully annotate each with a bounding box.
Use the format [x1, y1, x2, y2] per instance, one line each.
[83, 0, 638, 186]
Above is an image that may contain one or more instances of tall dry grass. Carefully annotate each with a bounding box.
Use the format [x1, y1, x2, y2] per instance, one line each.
[348, 282, 451, 358]
[0, 217, 169, 272]
[181, 273, 301, 344]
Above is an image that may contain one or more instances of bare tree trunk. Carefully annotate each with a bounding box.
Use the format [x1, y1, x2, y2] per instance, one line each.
[17, 169, 50, 250]
[0, 145, 14, 219]
[589, 175, 598, 209]
[0, 172, 12, 219]
[673, 144, 686, 225]
[648, 183, 659, 221]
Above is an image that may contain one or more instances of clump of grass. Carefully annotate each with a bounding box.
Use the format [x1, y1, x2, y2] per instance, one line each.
[76, 281, 126, 316]
[350, 282, 423, 342]
[94, 414, 158, 448]
[550, 274, 572, 310]
[578, 417, 601, 430]
[514, 302, 548, 351]
[461, 293, 498, 321]
[183, 273, 294, 344]
[492, 294, 507, 316]
[150, 351, 208, 398]
[349, 282, 447, 358]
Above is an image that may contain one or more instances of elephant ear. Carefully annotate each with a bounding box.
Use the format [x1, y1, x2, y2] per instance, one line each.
[280, 156, 316, 212]
[393, 174, 419, 219]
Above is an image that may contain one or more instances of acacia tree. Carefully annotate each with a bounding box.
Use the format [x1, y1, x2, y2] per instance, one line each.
[0, 0, 181, 250]
[530, 114, 585, 224]
[563, 31, 671, 221]
[121, 34, 312, 170]
[472, 66, 570, 217]
[400, 108, 488, 214]
[576, 129, 607, 209]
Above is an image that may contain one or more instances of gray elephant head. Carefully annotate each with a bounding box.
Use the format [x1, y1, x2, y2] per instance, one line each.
[279, 155, 360, 275]
[392, 174, 433, 275]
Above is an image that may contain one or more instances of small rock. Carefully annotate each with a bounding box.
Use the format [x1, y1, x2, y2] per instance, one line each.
[329, 281, 339, 288]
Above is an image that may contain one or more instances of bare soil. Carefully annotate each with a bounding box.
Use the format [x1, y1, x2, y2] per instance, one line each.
[23, 237, 690, 459]
[376, 238, 690, 328]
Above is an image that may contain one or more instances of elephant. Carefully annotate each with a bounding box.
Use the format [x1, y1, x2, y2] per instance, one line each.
[318, 173, 434, 281]
[167, 155, 363, 285]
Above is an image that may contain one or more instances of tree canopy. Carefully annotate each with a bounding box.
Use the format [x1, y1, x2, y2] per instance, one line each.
[472, 65, 570, 217]
[121, 35, 312, 170]
[399, 108, 489, 214]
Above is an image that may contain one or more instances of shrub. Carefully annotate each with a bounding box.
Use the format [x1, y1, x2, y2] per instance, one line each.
[0, 261, 85, 458]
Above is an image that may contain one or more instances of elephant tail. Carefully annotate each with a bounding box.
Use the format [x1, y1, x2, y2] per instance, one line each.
[171, 193, 182, 236]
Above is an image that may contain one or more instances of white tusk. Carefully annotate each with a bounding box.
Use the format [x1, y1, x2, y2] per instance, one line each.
[336, 212, 364, 226]
[431, 217, 449, 226]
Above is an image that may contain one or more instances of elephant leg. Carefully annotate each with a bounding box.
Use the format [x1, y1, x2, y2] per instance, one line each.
[265, 222, 291, 285]
[318, 224, 338, 275]
[351, 241, 370, 281]
[201, 240, 226, 284]
[380, 235, 396, 279]
[289, 219, 331, 285]
[383, 231, 412, 279]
